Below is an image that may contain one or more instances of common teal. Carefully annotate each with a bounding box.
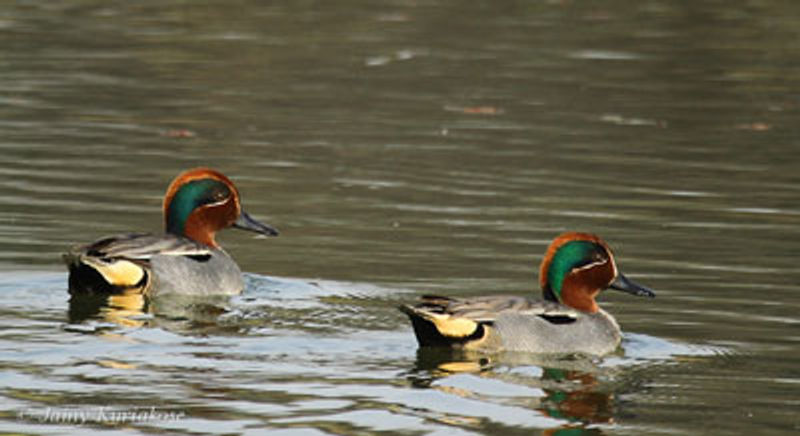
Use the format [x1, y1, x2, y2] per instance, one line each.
[64, 168, 278, 296]
[400, 232, 654, 356]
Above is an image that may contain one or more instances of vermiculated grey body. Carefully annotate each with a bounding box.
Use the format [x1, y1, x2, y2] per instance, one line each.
[65, 233, 245, 295]
[490, 305, 621, 355]
[401, 295, 623, 356]
[149, 248, 243, 295]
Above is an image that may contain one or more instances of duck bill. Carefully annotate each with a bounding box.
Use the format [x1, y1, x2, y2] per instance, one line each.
[609, 272, 655, 298]
[233, 211, 279, 237]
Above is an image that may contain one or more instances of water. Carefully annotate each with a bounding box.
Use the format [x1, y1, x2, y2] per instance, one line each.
[1, 1, 799, 434]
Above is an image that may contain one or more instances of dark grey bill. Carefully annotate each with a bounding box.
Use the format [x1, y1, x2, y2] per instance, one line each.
[233, 211, 279, 236]
[609, 272, 655, 297]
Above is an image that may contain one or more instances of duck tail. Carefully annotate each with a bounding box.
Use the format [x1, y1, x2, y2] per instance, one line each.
[64, 249, 148, 295]
[398, 302, 485, 348]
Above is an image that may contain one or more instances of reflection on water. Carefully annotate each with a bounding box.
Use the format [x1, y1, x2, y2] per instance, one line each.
[411, 348, 613, 434]
[2, 0, 800, 434]
[68, 291, 149, 328]
[407, 336, 721, 435]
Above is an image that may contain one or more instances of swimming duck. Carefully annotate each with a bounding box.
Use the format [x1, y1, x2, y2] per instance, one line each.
[400, 232, 654, 356]
[64, 168, 278, 295]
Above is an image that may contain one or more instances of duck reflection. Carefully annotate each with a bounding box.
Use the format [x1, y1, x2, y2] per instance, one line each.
[68, 288, 234, 331]
[68, 288, 150, 327]
[539, 367, 612, 435]
[410, 348, 613, 435]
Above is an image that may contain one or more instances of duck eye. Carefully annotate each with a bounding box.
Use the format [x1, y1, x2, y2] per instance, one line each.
[211, 188, 228, 202]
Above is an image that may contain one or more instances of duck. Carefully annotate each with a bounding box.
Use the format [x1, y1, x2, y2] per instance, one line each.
[64, 168, 278, 296]
[399, 232, 655, 356]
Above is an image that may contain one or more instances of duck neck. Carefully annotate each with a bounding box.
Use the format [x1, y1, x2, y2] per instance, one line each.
[182, 214, 219, 248]
[561, 285, 600, 313]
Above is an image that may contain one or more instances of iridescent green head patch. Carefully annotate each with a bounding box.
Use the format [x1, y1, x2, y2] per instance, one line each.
[166, 179, 231, 236]
[545, 240, 606, 302]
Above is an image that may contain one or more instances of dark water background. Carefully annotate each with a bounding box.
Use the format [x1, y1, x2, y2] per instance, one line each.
[1, 1, 799, 434]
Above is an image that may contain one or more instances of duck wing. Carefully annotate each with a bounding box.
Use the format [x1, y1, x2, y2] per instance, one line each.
[71, 233, 211, 260]
[64, 233, 211, 294]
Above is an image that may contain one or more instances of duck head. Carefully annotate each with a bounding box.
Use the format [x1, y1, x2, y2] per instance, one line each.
[539, 232, 654, 313]
[162, 168, 279, 248]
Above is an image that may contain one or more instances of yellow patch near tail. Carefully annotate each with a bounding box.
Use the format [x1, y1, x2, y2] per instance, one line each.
[84, 258, 145, 288]
[429, 314, 479, 338]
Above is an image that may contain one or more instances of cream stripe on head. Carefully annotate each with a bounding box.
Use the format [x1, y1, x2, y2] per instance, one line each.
[572, 258, 608, 273]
